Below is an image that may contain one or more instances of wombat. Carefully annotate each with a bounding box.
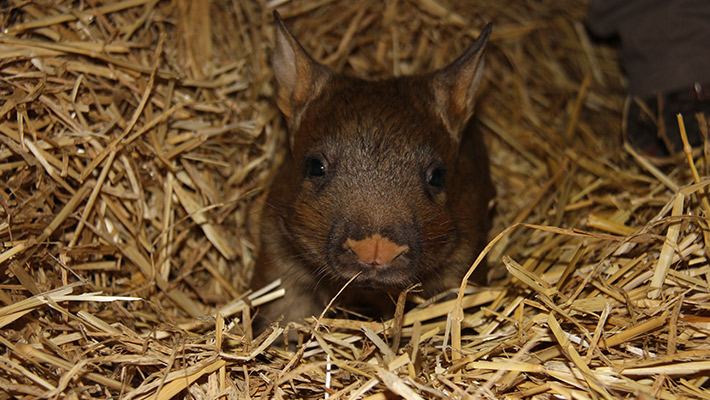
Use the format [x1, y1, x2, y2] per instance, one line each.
[251, 11, 494, 330]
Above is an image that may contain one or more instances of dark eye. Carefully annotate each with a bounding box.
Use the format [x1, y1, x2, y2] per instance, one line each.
[305, 155, 326, 178]
[427, 164, 446, 188]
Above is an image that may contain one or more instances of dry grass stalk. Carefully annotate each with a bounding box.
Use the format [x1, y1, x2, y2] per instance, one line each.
[1, 0, 709, 398]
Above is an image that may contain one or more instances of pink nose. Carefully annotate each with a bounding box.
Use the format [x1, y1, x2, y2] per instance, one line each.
[344, 234, 409, 266]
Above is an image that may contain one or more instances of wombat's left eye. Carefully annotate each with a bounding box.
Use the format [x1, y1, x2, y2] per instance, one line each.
[426, 164, 446, 188]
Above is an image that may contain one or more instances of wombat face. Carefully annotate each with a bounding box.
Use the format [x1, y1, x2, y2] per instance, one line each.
[288, 78, 461, 289]
[268, 11, 491, 292]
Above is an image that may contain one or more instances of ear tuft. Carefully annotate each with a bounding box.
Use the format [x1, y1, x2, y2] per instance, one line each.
[272, 11, 331, 125]
[432, 23, 492, 142]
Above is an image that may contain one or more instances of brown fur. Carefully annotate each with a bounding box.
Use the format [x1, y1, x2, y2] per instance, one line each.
[251, 11, 495, 330]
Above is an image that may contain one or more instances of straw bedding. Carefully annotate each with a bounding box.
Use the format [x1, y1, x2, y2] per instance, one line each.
[1, 0, 709, 398]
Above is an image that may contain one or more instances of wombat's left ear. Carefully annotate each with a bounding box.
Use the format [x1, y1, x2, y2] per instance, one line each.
[432, 24, 491, 142]
[272, 11, 331, 132]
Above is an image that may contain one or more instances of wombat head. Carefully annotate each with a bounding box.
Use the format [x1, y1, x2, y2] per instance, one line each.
[270, 11, 491, 291]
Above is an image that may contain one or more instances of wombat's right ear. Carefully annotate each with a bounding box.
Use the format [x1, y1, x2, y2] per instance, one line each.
[272, 11, 331, 127]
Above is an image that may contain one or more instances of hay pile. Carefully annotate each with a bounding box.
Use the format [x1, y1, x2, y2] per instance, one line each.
[1, 0, 709, 398]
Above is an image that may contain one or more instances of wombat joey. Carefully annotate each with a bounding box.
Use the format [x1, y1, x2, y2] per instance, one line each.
[251, 11, 495, 330]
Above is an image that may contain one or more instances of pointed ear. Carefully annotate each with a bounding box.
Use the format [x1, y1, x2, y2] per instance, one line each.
[432, 24, 491, 142]
[272, 11, 331, 126]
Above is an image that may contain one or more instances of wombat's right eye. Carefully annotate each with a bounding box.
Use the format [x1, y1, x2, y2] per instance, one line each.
[305, 156, 326, 178]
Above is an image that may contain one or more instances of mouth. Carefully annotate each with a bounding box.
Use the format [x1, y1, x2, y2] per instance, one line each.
[332, 260, 414, 290]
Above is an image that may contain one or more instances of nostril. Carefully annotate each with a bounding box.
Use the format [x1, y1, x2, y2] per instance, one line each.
[388, 247, 406, 262]
[374, 242, 406, 266]
[344, 234, 409, 266]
